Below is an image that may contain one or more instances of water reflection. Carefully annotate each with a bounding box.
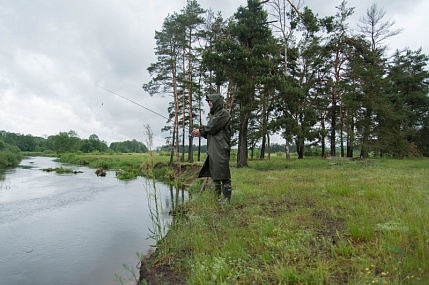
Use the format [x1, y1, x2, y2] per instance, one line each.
[144, 177, 188, 245]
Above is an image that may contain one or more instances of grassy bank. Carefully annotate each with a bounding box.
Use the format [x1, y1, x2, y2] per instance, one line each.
[52, 153, 429, 284]
[141, 156, 429, 285]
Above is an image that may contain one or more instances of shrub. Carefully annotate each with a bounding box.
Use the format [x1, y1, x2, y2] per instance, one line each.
[0, 141, 22, 168]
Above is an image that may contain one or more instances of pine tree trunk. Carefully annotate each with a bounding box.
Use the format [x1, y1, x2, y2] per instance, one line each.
[237, 112, 250, 167]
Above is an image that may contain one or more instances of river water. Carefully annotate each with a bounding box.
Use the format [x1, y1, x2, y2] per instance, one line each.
[0, 156, 185, 285]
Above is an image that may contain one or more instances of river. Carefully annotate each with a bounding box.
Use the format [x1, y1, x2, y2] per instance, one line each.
[0, 156, 185, 285]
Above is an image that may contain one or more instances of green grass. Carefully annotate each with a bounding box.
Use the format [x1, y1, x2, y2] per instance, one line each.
[157, 157, 429, 284]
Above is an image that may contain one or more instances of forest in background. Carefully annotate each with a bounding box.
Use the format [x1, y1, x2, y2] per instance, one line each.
[0, 130, 148, 154]
[143, 0, 429, 166]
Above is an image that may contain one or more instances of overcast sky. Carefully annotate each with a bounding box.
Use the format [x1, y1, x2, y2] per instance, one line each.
[1, 0, 427, 147]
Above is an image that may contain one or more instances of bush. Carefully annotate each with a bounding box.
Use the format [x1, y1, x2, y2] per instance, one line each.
[117, 169, 139, 180]
[0, 147, 23, 168]
[159, 151, 170, 156]
[0, 136, 22, 168]
[42, 150, 57, 157]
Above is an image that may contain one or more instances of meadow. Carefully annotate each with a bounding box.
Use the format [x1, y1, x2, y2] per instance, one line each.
[58, 153, 429, 284]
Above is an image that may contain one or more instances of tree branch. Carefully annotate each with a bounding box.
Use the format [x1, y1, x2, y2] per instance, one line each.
[286, 0, 301, 15]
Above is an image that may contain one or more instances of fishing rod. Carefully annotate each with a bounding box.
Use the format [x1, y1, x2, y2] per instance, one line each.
[96, 85, 208, 166]
[96, 84, 195, 136]
[95, 84, 169, 121]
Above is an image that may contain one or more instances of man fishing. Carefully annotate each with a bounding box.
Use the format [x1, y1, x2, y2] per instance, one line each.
[191, 93, 232, 204]
[96, 85, 233, 202]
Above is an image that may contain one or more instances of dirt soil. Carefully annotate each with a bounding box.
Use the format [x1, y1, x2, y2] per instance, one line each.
[137, 250, 187, 285]
[153, 161, 202, 187]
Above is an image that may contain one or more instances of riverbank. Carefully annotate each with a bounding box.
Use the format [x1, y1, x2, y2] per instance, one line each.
[136, 157, 429, 284]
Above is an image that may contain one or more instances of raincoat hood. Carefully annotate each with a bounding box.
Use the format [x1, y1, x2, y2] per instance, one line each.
[206, 93, 225, 114]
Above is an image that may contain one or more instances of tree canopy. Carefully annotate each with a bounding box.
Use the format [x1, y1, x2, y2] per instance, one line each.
[144, 0, 429, 162]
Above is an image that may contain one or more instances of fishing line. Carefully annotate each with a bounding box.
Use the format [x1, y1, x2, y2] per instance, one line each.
[96, 84, 196, 139]
[96, 85, 189, 166]
[95, 84, 169, 121]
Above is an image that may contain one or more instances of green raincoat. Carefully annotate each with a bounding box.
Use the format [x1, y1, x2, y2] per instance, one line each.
[198, 94, 231, 180]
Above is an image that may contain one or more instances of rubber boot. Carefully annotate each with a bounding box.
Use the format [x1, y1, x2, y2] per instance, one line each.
[213, 180, 222, 199]
[220, 180, 232, 204]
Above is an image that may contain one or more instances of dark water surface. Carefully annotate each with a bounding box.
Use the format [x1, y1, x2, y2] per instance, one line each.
[0, 156, 184, 285]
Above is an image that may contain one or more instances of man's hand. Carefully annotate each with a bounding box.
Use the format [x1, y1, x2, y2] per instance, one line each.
[191, 129, 201, 137]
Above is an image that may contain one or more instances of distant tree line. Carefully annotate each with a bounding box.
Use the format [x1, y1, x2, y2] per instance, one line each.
[110, 140, 148, 153]
[0, 130, 148, 156]
[1, 129, 293, 160]
[143, 0, 429, 165]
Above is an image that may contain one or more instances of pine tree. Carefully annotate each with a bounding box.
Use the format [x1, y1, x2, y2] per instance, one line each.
[204, 0, 277, 167]
[386, 48, 429, 156]
[143, 13, 182, 165]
